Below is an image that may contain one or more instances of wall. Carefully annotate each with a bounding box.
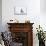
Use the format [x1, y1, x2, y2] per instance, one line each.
[2, 0, 40, 30]
[40, 0, 46, 13]
[2, 0, 46, 46]
[40, 0, 46, 31]
[0, 0, 2, 32]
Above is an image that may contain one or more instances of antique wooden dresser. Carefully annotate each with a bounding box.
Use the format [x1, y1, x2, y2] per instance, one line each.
[7, 23, 34, 46]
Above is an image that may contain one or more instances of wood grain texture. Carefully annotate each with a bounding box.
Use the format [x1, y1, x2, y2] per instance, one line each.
[7, 23, 34, 46]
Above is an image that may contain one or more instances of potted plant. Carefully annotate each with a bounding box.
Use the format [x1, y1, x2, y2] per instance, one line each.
[36, 25, 45, 46]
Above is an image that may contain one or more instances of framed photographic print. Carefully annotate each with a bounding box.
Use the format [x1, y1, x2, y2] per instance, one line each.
[14, 7, 27, 15]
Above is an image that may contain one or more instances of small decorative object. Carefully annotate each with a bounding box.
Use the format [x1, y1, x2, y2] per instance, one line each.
[36, 25, 45, 46]
[10, 20, 13, 21]
[25, 20, 30, 23]
[9, 19, 19, 23]
[14, 7, 27, 15]
[9, 19, 14, 23]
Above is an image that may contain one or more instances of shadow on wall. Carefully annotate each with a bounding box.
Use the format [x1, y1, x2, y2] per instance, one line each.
[0, 0, 2, 32]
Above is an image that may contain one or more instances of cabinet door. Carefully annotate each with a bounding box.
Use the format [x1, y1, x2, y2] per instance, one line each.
[11, 32, 28, 46]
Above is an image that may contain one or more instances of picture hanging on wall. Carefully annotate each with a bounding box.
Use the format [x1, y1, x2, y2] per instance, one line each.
[14, 7, 27, 15]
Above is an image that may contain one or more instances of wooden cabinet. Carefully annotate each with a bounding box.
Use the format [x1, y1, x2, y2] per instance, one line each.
[7, 23, 34, 46]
